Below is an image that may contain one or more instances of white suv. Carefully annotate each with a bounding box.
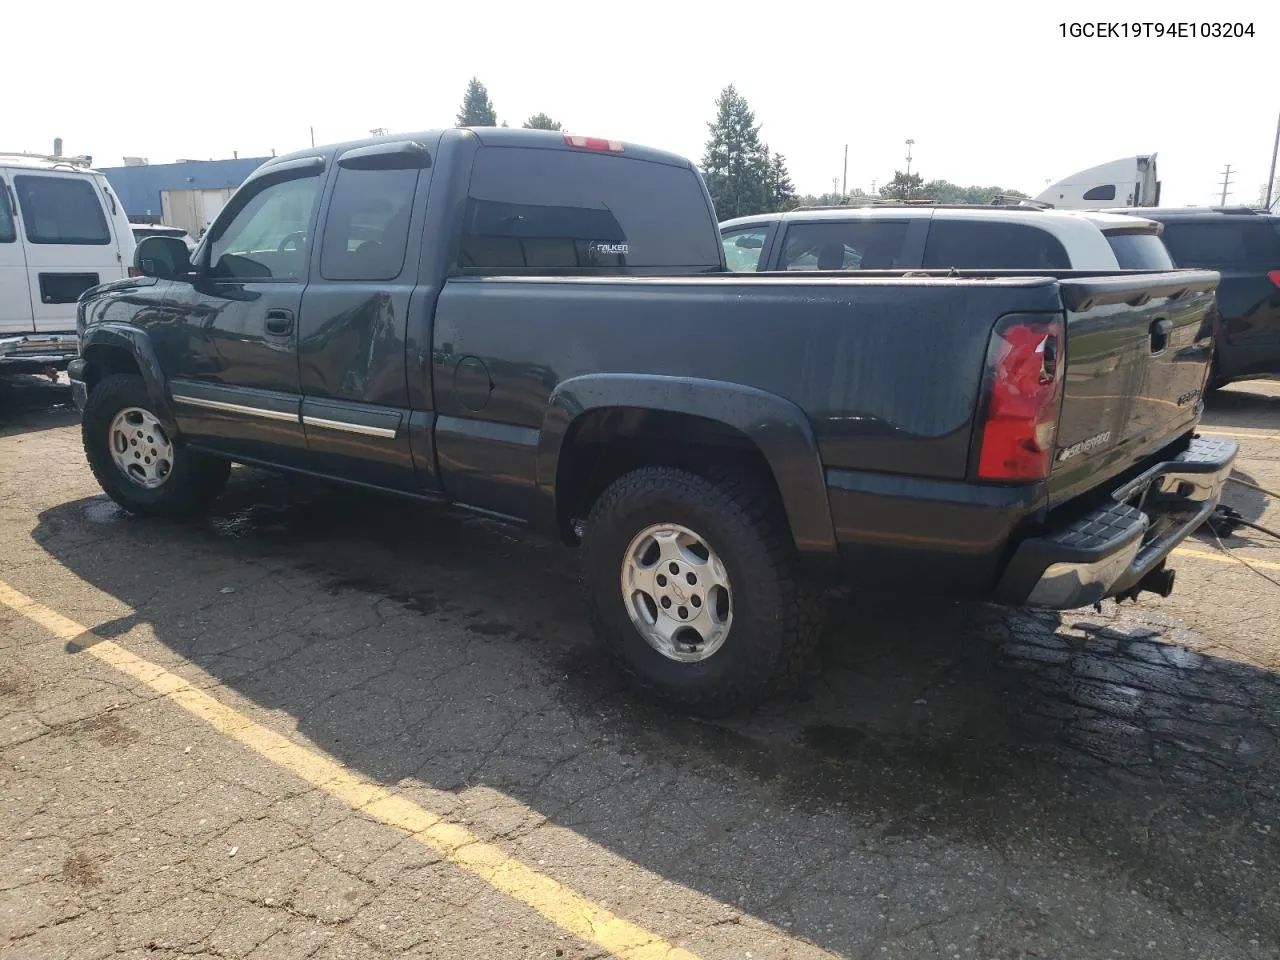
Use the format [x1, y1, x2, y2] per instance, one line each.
[720, 204, 1174, 274]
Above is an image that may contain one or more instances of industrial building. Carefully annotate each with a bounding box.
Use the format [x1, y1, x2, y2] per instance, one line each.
[98, 156, 270, 236]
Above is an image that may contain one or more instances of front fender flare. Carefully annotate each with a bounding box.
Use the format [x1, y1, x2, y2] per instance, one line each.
[535, 373, 837, 569]
[79, 325, 176, 432]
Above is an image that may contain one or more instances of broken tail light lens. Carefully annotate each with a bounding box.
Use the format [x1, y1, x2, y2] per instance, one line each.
[976, 316, 1065, 481]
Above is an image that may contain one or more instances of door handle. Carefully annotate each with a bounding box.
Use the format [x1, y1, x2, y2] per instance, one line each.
[1150, 317, 1172, 353]
[265, 308, 294, 336]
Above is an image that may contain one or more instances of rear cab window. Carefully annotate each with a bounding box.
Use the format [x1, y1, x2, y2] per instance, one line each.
[779, 220, 911, 271]
[460, 146, 721, 273]
[1105, 230, 1174, 270]
[13, 174, 110, 245]
[320, 165, 419, 281]
[1159, 219, 1280, 268]
[922, 220, 1071, 269]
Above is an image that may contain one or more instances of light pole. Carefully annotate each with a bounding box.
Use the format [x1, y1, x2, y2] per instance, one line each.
[905, 139, 915, 178]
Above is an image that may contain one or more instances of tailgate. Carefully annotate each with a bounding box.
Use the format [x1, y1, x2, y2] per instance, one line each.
[1046, 271, 1219, 505]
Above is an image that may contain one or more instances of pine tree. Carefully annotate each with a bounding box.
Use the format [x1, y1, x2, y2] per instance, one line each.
[701, 85, 769, 219]
[456, 78, 497, 127]
[767, 151, 797, 211]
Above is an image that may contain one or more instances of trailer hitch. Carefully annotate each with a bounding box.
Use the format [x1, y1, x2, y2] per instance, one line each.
[1114, 562, 1177, 604]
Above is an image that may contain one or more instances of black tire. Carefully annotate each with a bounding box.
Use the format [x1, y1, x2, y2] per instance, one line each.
[82, 374, 230, 518]
[580, 465, 825, 715]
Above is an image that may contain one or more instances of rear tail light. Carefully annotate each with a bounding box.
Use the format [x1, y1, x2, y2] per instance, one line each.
[1267, 270, 1280, 288]
[976, 316, 1065, 481]
[563, 134, 624, 153]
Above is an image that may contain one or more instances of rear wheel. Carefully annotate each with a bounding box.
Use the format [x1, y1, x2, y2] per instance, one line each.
[580, 465, 825, 715]
[82, 374, 230, 518]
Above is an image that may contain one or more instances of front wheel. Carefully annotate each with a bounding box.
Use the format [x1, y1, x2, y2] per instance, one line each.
[579, 466, 825, 715]
[82, 374, 230, 518]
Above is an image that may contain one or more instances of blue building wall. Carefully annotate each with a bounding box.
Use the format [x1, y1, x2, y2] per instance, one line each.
[99, 157, 271, 220]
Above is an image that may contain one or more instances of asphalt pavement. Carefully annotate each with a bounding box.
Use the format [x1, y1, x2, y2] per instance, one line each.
[2, 372, 1280, 960]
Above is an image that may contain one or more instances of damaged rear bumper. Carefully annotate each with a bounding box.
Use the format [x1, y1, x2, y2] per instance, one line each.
[995, 435, 1238, 609]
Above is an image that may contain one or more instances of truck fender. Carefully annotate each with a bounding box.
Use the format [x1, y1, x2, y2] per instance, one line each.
[78, 325, 177, 433]
[535, 373, 838, 569]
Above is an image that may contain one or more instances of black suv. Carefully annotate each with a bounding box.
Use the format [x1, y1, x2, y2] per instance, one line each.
[1118, 207, 1280, 388]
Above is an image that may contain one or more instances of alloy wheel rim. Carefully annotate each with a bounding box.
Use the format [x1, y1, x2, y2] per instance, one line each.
[620, 522, 733, 663]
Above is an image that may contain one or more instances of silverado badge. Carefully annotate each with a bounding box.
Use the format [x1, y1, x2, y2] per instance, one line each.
[1057, 431, 1112, 462]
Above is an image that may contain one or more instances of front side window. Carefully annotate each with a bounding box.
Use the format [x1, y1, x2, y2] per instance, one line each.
[14, 175, 110, 245]
[320, 166, 418, 281]
[922, 221, 1071, 269]
[721, 227, 768, 271]
[209, 175, 322, 280]
[460, 146, 721, 273]
[780, 220, 911, 271]
[0, 180, 15, 243]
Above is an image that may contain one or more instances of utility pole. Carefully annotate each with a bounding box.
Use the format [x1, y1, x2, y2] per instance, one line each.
[310, 126, 315, 148]
[842, 144, 848, 199]
[905, 139, 915, 178]
[1266, 112, 1280, 211]
[1218, 164, 1234, 206]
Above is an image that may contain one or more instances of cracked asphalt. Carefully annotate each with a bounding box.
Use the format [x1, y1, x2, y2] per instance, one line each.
[2, 372, 1280, 960]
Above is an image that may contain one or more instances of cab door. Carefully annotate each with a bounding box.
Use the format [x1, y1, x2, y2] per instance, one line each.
[161, 157, 326, 465]
[0, 175, 34, 334]
[297, 140, 435, 491]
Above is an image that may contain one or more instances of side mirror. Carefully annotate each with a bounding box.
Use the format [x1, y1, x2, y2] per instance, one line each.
[734, 235, 764, 249]
[134, 235, 193, 280]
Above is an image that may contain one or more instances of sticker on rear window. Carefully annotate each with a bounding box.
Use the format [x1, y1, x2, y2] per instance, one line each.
[589, 242, 629, 257]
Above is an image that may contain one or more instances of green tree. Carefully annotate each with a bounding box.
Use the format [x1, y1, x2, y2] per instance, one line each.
[919, 180, 1028, 204]
[763, 149, 798, 212]
[456, 78, 497, 127]
[522, 113, 562, 131]
[880, 170, 924, 200]
[701, 85, 770, 219]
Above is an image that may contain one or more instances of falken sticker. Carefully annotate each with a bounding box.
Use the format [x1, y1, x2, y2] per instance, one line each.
[589, 242, 629, 257]
[1056, 431, 1112, 462]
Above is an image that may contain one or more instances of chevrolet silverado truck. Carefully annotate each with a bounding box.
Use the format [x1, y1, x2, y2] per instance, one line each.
[70, 128, 1237, 713]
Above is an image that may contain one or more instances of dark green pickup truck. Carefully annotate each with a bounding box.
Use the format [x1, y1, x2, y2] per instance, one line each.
[69, 128, 1235, 713]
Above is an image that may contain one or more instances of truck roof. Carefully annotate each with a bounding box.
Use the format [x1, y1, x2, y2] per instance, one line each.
[261, 128, 697, 174]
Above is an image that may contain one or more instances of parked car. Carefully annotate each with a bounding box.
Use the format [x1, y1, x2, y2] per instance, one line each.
[70, 128, 1235, 713]
[0, 152, 135, 373]
[720, 204, 1174, 272]
[1112, 207, 1280, 388]
[130, 222, 197, 253]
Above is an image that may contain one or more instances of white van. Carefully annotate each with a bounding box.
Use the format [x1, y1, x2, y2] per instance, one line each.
[1, 152, 136, 373]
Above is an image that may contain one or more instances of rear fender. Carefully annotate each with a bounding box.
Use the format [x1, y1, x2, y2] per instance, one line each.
[535, 374, 838, 572]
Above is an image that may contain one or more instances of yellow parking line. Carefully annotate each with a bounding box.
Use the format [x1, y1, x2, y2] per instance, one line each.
[1197, 428, 1280, 441]
[0, 580, 699, 960]
[1173, 546, 1280, 571]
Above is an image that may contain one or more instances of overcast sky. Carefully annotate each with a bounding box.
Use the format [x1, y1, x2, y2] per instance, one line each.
[8, 1, 1278, 207]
